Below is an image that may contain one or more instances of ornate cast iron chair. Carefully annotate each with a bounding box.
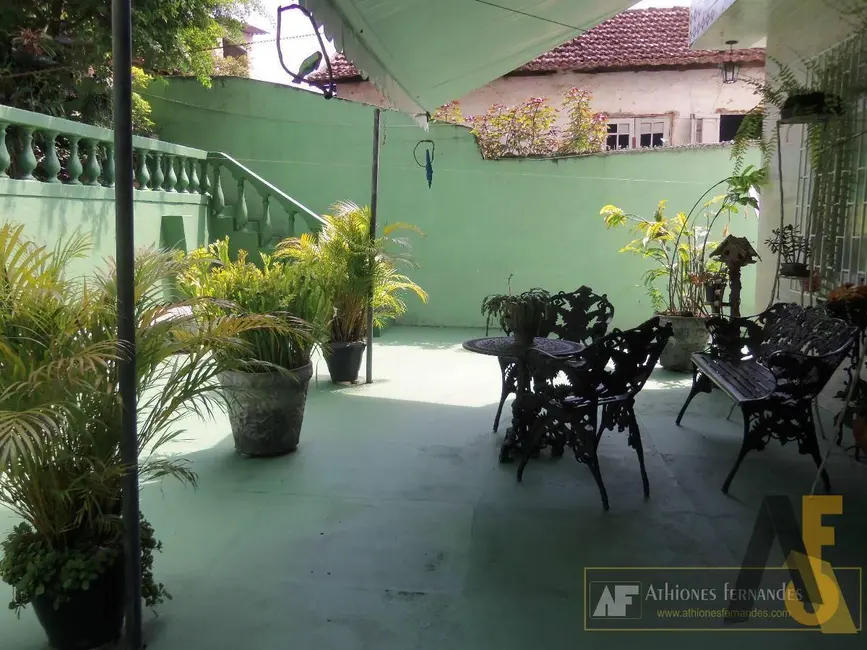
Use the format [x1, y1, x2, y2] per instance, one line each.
[492, 286, 615, 432]
[675, 303, 857, 493]
[517, 317, 672, 510]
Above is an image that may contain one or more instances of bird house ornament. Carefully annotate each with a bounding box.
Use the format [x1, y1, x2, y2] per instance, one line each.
[710, 235, 760, 318]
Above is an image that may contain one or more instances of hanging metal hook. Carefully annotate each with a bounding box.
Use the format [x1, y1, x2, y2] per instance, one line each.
[276, 4, 336, 98]
[413, 140, 435, 188]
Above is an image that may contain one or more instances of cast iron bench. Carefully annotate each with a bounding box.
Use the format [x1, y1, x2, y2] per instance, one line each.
[675, 303, 857, 494]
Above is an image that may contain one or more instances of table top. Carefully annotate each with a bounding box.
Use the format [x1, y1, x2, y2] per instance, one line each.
[462, 336, 583, 359]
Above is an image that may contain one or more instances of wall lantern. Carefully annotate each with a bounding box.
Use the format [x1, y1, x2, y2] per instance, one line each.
[721, 40, 740, 84]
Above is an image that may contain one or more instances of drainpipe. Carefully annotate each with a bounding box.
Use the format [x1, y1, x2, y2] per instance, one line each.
[366, 108, 381, 384]
[112, 0, 142, 647]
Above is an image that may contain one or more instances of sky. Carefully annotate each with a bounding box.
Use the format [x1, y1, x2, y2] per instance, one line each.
[245, 1, 692, 87]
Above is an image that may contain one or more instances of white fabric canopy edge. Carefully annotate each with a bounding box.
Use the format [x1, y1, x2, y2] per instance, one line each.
[303, 0, 430, 127]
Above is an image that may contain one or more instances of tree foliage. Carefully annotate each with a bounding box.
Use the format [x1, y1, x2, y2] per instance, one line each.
[432, 88, 607, 159]
[0, 0, 264, 132]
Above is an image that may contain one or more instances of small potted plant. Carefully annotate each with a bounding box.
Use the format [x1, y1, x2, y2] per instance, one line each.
[481, 279, 553, 347]
[827, 282, 867, 328]
[179, 238, 329, 456]
[766, 224, 812, 278]
[695, 269, 728, 308]
[278, 201, 428, 384]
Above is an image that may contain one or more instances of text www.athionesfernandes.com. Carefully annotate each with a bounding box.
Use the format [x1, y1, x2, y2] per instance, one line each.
[657, 608, 792, 619]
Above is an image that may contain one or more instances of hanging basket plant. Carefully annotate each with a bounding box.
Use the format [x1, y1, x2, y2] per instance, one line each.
[780, 90, 845, 122]
[766, 224, 812, 279]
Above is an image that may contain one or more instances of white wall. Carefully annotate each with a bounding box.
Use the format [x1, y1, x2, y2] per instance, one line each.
[754, 1, 860, 411]
[756, 1, 855, 312]
[334, 64, 765, 146]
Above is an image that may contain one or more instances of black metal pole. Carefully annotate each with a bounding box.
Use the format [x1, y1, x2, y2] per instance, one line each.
[366, 108, 381, 384]
[112, 1, 142, 648]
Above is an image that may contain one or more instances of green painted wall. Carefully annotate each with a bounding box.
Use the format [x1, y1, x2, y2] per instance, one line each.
[147, 78, 759, 329]
[0, 178, 209, 277]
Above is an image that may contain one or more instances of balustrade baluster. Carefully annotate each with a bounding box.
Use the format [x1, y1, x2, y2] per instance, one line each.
[0, 123, 9, 177]
[137, 152, 151, 189]
[15, 127, 38, 180]
[41, 131, 61, 183]
[152, 152, 164, 190]
[261, 194, 272, 245]
[188, 158, 199, 193]
[236, 178, 248, 230]
[200, 160, 210, 194]
[177, 157, 189, 192]
[103, 143, 115, 187]
[164, 155, 177, 192]
[66, 136, 83, 185]
[211, 164, 225, 216]
[82, 139, 102, 186]
[288, 212, 296, 238]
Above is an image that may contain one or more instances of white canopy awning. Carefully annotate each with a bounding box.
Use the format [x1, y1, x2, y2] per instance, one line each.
[302, 0, 634, 118]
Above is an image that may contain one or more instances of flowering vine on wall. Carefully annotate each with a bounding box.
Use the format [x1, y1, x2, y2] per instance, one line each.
[431, 88, 608, 160]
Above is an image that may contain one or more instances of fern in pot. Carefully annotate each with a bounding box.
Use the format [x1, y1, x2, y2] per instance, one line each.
[0, 225, 286, 650]
[178, 238, 330, 456]
[481, 279, 553, 347]
[277, 201, 428, 384]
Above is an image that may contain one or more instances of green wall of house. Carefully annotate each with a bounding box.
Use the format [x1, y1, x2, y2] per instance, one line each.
[0, 179, 208, 278]
[146, 77, 758, 329]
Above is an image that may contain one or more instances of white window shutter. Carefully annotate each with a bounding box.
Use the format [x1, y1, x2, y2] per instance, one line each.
[701, 117, 720, 144]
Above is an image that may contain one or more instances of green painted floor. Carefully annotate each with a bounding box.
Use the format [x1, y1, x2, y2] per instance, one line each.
[2, 327, 866, 649]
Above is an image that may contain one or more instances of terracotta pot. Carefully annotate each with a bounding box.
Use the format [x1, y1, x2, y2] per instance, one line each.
[656, 314, 708, 373]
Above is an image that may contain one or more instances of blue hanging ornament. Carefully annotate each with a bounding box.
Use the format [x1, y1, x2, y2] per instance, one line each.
[414, 140, 435, 189]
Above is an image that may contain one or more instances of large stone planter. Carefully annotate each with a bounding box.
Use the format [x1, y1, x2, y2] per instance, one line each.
[220, 363, 313, 456]
[657, 314, 708, 373]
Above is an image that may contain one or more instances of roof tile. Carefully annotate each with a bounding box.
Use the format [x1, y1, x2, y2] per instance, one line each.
[311, 7, 764, 82]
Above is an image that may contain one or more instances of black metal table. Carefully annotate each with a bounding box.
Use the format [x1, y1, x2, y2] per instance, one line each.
[463, 336, 584, 462]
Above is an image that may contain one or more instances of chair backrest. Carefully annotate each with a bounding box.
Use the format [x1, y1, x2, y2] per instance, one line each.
[757, 303, 856, 400]
[599, 316, 674, 400]
[758, 303, 855, 363]
[543, 286, 615, 346]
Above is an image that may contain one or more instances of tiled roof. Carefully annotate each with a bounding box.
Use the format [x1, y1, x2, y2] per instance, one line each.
[310, 7, 764, 82]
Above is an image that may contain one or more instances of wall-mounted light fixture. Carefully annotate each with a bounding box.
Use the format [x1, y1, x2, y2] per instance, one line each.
[721, 40, 740, 84]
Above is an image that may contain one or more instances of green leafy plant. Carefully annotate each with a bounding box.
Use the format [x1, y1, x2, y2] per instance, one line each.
[765, 224, 811, 267]
[178, 237, 328, 370]
[601, 167, 765, 316]
[277, 201, 428, 343]
[0, 223, 288, 614]
[481, 279, 552, 338]
[432, 87, 607, 159]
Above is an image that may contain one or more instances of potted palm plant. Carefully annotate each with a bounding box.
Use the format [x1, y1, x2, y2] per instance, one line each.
[0, 224, 286, 650]
[601, 167, 764, 371]
[178, 238, 329, 456]
[278, 201, 428, 384]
